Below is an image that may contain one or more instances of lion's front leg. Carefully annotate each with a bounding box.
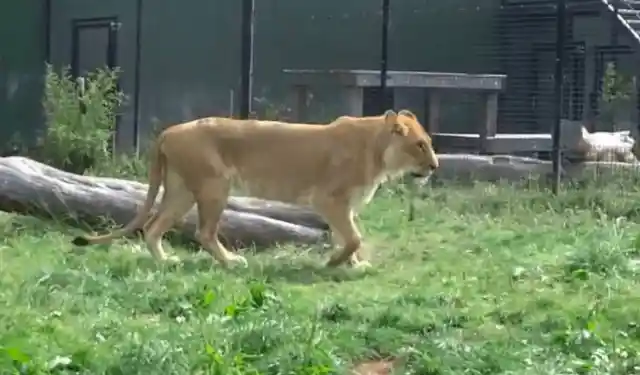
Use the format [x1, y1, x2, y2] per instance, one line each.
[348, 252, 371, 269]
[330, 230, 370, 269]
[317, 201, 365, 268]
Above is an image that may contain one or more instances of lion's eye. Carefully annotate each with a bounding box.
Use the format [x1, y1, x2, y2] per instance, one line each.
[416, 140, 428, 152]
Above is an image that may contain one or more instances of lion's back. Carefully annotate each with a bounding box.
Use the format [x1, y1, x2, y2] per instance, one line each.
[159, 116, 384, 203]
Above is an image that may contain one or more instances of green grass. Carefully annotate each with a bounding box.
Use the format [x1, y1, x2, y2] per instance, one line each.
[2, 183, 640, 374]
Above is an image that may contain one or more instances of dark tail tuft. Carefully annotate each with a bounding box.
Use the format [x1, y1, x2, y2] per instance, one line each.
[72, 236, 90, 247]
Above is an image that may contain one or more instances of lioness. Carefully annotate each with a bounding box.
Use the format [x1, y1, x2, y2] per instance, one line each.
[72, 109, 439, 268]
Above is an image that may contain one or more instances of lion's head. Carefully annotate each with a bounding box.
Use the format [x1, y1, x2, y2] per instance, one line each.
[382, 109, 439, 179]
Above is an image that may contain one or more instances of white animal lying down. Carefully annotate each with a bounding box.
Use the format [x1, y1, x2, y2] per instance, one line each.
[575, 126, 639, 163]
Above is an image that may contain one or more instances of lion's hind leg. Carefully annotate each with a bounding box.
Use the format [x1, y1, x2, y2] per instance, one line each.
[194, 178, 248, 269]
[142, 171, 195, 262]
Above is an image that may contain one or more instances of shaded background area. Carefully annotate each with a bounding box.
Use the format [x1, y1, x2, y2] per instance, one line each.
[1, 0, 639, 153]
[0, 0, 46, 146]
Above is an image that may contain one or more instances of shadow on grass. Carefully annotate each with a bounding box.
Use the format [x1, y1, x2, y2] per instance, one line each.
[247, 261, 375, 284]
[102, 251, 374, 285]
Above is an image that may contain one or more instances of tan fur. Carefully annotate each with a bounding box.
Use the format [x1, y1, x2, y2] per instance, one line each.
[71, 109, 439, 268]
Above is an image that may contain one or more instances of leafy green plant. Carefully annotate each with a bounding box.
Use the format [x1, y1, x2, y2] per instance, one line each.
[598, 62, 635, 131]
[39, 63, 126, 173]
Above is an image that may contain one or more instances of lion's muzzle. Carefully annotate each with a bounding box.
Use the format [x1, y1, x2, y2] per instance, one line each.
[409, 171, 434, 188]
[409, 163, 437, 179]
[409, 171, 428, 179]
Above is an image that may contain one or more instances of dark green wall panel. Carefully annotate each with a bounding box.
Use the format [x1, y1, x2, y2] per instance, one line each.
[250, 0, 501, 127]
[136, 0, 242, 144]
[12, 0, 504, 149]
[0, 0, 45, 145]
[49, 0, 138, 151]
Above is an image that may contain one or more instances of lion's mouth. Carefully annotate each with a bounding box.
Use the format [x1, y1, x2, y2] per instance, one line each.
[408, 171, 433, 187]
[408, 171, 432, 178]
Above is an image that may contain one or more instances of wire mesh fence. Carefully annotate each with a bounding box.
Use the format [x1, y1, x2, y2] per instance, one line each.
[5, 0, 640, 191]
[243, 0, 640, 192]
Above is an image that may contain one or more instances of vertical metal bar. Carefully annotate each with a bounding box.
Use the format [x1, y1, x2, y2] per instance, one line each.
[132, 0, 143, 152]
[636, 70, 640, 139]
[107, 20, 120, 154]
[239, 0, 255, 119]
[106, 22, 118, 69]
[590, 50, 604, 128]
[379, 0, 390, 113]
[552, 0, 566, 194]
[70, 23, 80, 77]
[44, 0, 52, 63]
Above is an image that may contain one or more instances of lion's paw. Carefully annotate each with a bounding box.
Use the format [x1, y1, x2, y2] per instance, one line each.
[164, 255, 182, 264]
[352, 260, 372, 269]
[227, 255, 249, 269]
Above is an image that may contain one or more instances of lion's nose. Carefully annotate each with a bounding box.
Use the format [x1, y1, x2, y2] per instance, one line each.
[429, 162, 438, 171]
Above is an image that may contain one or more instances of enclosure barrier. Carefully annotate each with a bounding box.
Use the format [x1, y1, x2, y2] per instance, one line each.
[1, 0, 637, 192]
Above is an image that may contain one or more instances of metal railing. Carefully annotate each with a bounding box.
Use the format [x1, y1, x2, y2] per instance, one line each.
[603, 0, 640, 42]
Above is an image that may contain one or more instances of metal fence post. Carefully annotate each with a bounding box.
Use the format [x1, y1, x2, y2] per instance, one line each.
[552, 0, 567, 194]
[44, 0, 52, 63]
[132, 0, 143, 153]
[239, 0, 255, 119]
[379, 0, 390, 113]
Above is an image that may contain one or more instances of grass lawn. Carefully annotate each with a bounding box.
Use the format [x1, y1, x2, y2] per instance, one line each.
[1, 183, 640, 374]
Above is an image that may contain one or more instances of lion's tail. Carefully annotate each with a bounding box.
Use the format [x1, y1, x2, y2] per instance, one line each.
[71, 135, 167, 247]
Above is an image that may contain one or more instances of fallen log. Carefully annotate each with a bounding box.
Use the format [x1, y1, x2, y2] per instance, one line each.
[0, 156, 327, 249]
[433, 154, 553, 183]
[1, 152, 635, 251]
[226, 197, 328, 231]
[433, 153, 640, 184]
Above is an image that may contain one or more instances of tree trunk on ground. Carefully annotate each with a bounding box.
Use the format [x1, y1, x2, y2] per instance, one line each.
[433, 154, 640, 184]
[0, 157, 328, 250]
[0, 153, 635, 250]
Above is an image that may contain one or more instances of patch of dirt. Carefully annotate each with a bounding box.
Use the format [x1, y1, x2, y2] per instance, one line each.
[351, 359, 396, 375]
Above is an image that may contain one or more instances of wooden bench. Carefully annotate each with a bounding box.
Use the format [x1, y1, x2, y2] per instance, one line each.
[283, 69, 513, 153]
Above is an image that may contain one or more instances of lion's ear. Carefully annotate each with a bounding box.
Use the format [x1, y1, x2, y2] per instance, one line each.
[384, 109, 409, 135]
[383, 109, 398, 124]
[398, 109, 417, 120]
[384, 109, 407, 135]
